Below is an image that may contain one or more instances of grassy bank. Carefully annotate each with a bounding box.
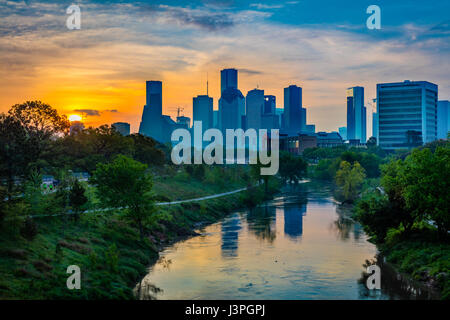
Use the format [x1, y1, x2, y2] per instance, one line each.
[0, 172, 279, 299]
[378, 238, 450, 299]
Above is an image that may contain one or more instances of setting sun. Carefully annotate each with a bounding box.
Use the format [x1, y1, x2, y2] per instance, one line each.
[68, 114, 82, 122]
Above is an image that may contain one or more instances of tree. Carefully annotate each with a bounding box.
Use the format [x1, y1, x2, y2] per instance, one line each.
[69, 180, 88, 220]
[49, 124, 133, 173]
[0, 114, 32, 198]
[8, 101, 70, 162]
[91, 155, 155, 240]
[128, 134, 165, 166]
[1, 102, 70, 198]
[335, 161, 366, 203]
[380, 160, 416, 235]
[400, 147, 450, 238]
[355, 193, 402, 242]
[366, 136, 377, 149]
[279, 152, 307, 183]
[250, 162, 270, 194]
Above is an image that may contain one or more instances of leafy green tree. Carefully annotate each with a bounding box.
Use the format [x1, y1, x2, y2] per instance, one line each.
[335, 161, 366, 203]
[380, 160, 416, 235]
[193, 165, 206, 181]
[400, 147, 450, 237]
[250, 162, 270, 194]
[366, 136, 377, 149]
[279, 152, 308, 183]
[1, 102, 70, 198]
[355, 193, 402, 242]
[0, 114, 33, 198]
[69, 180, 88, 220]
[23, 169, 45, 216]
[91, 155, 155, 240]
[49, 125, 133, 173]
[8, 101, 70, 167]
[128, 134, 165, 166]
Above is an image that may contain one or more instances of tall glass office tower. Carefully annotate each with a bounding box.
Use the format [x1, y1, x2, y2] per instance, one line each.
[437, 100, 450, 139]
[346, 86, 366, 143]
[283, 85, 305, 136]
[139, 80, 163, 141]
[220, 68, 238, 94]
[377, 80, 438, 150]
[193, 95, 213, 131]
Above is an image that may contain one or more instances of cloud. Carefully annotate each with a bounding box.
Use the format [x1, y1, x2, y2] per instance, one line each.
[74, 109, 100, 116]
[250, 3, 284, 10]
[73, 109, 119, 116]
[0, 1, 448, 134]
[239, 68, 263, 75]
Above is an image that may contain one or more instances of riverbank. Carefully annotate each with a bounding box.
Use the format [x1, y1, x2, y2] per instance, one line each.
[0, 175, 279, 299]
[377, 239, 449, 299]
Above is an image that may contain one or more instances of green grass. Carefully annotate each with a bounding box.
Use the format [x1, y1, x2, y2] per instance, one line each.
[382, 240, 450, 299]
[0, 168, 275, 299]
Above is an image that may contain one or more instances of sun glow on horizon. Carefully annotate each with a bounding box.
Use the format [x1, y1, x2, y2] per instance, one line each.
[68, 114, 82, 122]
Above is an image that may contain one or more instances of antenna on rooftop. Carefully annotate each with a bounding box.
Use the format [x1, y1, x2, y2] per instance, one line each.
[206, 72, 209, 96]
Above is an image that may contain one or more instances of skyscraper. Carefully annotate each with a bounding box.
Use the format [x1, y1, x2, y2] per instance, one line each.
[193, 95, 213, 131]
[283, 85, 305, 136]
[219, 68, 244, 131]
[112, 122, 130, 136]
[220, 68, 238, 94]
[377, 80, 438, 150]
[346, 86, 366, 143]
[372, 113, 379, 142]
[437, 100, 450, 140]
[139, 80, 163, 141]
[264, 95, 276, 114]
[246, 88, 264, 130]
[219, 88, 245, 131]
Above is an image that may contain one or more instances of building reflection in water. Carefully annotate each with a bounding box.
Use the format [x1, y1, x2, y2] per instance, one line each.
[221, 213, 241, 258]
[332, 205, 363, 241]
[283, 203, 307, 240]
[246, 205, 277, 243]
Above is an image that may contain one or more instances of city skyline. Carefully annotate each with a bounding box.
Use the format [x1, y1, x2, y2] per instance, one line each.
[0, 0, 449, 134]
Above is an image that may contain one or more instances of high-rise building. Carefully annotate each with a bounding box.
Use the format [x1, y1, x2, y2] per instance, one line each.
[112, 122, 130, 136]
[264, 95, 276, 114]
[284, 85, 305, 136]
[305, 124, 315, 134]
[213, 110, 219, 128]
[220, 68, 238, 94]
[338, 127, 347, 140]
[219, 87, 245, 131]
[139, 80, 163, 141]
[377, 80, 438, 150]
[437, 100, 450, 139]
[219, 69, 244, 131]
[372, 113, 379, 142]
[346, 86, 366, 143]
[246, 89, 264, 130]
[193, 95, 213, 131]
[176, 116, 190, 129]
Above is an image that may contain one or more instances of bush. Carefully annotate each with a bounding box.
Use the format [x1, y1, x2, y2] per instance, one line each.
[20, 217, 38, 240]
[105, 243, 119, 273]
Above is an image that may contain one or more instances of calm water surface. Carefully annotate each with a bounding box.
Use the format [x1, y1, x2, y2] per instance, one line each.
[135, 182, 427, 300]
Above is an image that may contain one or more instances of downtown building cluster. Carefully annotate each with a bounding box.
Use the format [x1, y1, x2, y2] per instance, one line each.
[137, 68, 317, 150]
[135, 69, 449, 152]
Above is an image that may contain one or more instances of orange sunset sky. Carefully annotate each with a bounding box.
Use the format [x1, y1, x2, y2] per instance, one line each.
[1, 1, 449, 134]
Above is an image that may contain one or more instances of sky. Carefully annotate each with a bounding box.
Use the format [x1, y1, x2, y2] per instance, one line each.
[0, 0, 449, 134]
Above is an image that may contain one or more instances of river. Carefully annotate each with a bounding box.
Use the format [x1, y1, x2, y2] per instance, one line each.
[135, 181, 432, 300]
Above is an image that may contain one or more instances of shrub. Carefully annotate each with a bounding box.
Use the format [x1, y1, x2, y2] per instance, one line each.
[20, 217, 38, 240]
